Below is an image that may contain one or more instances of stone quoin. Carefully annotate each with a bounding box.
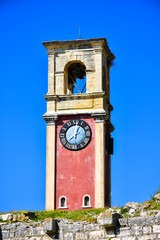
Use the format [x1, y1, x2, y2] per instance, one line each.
[42, 38, 115, 210]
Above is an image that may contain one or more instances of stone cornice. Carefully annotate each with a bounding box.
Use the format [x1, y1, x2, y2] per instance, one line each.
[42, 38, 107, 47]
[43, 109, 114, 131]
[43, 114, 58, 124]
[43, 109, 108, 121]
[91, 112, 106, 122]
[44, 92, 105, 100]
[42, 38, 115, 61]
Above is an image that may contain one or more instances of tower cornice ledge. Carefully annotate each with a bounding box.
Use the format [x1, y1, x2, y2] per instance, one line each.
[43, 109, 109, 121]
[43, 114, 58, 124]
[44, 92, 105, 100]
[42, 38, 115, 61]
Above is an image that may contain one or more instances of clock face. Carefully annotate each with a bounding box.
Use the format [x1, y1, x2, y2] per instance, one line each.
[59, 119, 92, 151]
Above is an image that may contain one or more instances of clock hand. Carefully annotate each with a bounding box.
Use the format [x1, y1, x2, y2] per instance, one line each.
[75, 131, 80, 138]
[74, 123, 78, 137]
[74, 127, 80, 143]
[75, 126, 80, 136]
[68, 126, 80, 142]
[69, 135, 74, 140]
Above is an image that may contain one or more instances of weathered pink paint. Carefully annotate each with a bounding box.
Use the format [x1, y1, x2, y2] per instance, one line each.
[55, 115, 95, 210]
[105, 124, 111, 206]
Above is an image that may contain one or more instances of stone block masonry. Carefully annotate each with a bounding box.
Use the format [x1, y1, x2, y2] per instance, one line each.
[1, 213, 160, 240]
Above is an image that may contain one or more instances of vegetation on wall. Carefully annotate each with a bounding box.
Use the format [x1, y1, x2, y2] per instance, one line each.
[1, 190, 160, 223]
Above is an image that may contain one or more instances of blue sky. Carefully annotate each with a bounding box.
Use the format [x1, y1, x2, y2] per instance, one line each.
[0, 0, 160, 212]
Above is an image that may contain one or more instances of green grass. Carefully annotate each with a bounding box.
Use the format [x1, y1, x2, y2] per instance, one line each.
[0, 208, 109, 223]
[142, 189, 160, 211]
[148, 198, 160, 210]
[32, 208, 108, 222]
[1, 189, 160, 223]
[150, 188, 160, 201]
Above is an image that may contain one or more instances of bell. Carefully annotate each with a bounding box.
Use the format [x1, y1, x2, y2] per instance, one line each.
[73, 67, 84, 79]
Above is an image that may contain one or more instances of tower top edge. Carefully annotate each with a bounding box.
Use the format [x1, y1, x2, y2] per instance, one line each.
[42, 37, 115, 60]
[42, 37, 107, 45]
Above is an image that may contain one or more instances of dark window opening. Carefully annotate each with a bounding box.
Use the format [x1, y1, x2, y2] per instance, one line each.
[61, 197, 66, 207]
[105, 134, 114, 155]
[84, 196, 90, 206]
[68, 62, 86, 94]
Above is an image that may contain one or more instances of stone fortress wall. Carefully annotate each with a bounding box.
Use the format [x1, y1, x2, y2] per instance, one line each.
[1, 193, 160, 239]
[1, 213, 160, 240]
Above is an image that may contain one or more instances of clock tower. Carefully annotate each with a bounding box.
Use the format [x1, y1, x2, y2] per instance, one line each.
[42, 38, 115, 210]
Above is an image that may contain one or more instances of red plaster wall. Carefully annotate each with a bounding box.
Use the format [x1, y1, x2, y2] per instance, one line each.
[55, 115, 95, 210]
[104, 124, 111, 206]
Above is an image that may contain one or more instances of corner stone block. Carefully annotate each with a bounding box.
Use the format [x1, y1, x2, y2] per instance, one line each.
[97, 213, 120, 227]
[43, 219, 57, 233]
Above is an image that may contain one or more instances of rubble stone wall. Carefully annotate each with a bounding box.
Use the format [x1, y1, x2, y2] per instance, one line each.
[0, 214, 160, 240]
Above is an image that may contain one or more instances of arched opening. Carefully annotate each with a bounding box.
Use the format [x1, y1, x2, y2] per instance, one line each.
[82, 195, 91, 208]
[64, 61, 86, 94]
[61, 197, 65, 207]
[59, 196, 67, 208]
[84, 196, 89, 206]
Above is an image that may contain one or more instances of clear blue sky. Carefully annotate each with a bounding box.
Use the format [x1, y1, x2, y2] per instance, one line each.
[1, 0, 160, 212]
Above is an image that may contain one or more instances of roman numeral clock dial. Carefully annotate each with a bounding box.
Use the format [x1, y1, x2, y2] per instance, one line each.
[59, 120, 92, 151]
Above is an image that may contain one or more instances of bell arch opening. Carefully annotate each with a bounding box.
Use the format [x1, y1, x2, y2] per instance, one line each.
[64, 61, 86, 94]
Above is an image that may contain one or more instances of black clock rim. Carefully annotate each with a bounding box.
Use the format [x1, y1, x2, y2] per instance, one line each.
[59, 119, 92, 151]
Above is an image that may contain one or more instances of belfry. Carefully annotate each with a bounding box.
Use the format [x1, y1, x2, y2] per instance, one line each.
[42, 38, 115, 210]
